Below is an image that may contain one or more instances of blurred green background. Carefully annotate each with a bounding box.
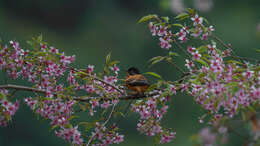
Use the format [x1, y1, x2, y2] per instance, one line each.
[0, 0, 260, 146]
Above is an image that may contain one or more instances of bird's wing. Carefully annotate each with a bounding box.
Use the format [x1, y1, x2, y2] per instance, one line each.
[126, 75, 150, 86]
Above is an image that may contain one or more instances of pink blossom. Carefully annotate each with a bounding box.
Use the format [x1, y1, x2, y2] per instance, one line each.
[170, 85, 177, 95]
[90, 100, 99, 109]
[159, 38, 171, 49]
[88, 65, 94, 73]
[55, 126, 83, 145]
[185, 59, 195, 70]
[177, 29, 187, 42]
[158, 26, 167, 36]
[201, 32, 209, 40]
[159, 132, 176, 144]
[110, 65, 120, 74]
[192, 51, 201, 60]
[208, 25, 215, 32]
[149, 22, 158, 36]
[113, 133, 124, 144]
[199, 127, 217, 145]
[101, 101, 111, 109]
[242, 70, 254, 79]
[190, 26, 203, 37]
[50, 46, 59, 54]
[187, 46, 196, 53]
[191, 14, 203, 26]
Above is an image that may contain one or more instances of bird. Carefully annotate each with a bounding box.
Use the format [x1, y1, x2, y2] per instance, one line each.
[125, 67, 150, 95]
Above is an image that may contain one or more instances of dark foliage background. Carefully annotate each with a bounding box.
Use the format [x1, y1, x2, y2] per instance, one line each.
[0, 0, 259, 145]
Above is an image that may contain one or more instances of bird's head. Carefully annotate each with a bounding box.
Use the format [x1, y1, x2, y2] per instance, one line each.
[127, 67, 140, 76]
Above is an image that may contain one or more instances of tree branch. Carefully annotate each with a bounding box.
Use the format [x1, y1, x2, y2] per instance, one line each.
[0, 84, 158, 101]
[0, 84, 46, 93]
[74, 93, 158, 101]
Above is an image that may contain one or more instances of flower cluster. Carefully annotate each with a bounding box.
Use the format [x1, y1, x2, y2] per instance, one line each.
[24, 97, 84, 144]
[148, 13, 214, 50]
[0, 37, 127, 145]
[0, 89, 19, 127]
[0, 40, 75, 98]
[24, 98, 75, 126]
[132, 91, 175, 144]
[149, 22, 172, 49]
[90, 122, 124, 145]
[55, 126, 83, 145]
[176, 26, 189, 42]
[141, 9, 260, 145]
[189, 47, 260, 119]
[192, 126, 228, 146]
[190, 14, 214, 40]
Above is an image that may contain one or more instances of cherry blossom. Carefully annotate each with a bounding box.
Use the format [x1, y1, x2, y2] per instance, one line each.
[191, 14, 203, 26]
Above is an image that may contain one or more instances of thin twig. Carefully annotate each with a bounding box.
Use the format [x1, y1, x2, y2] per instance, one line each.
[114, 100, 134, 126]
[167, 59, 186, 75]
[173, 39, 191, 58]
[86, 103, 117, 146]
[8, 89, 18, 97]
[211, 34, 230, 50]
[173, 72, 191, 84]
[228, 126, 248, 140]
[212, 34, 260, 63]
[230, 55, 259, 62]
[71, 68, 124, 95]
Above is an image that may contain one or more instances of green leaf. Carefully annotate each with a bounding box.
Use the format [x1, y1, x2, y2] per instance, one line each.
[186, 8, 195, 15]
[109, 60, 120, 66]
[118, 112, 125, 118]
[197, 72, 206, 80]
[0, 92, 7, 100]
[145, 72, 162, 79]
[203, 17, 209, 24]
[169, 51, 179, 56]
[64, 123, 73, 129]
[161, 16, 169, 23]
[78, 122, 94, 131]
[254, 66, 260, 72]
[241, 111, 246, 121]
[201, 57, 210, 64]
[149, 56, 165, 65]
[146, 84, 157, 92]
[79, 104, 87, 111]
[37, 34, 43, 42]
[26, 40, 33, 46]
[197, 46, 208, 53]
[175, 13, 189, 20]
[254, 49, 260, 53]
[50, 125, 59, 131]
[247, 106, 256, 113]
[106, 52, 111, 65]
[196, 59, 208, 67]
[138, 14, 158, 23]
[154, 135, 161, 145]
[226, 60, 244, 65]
[67, 115, 80, 121]
[172, 23, 184, 28]
[35, 51, 47, 56]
